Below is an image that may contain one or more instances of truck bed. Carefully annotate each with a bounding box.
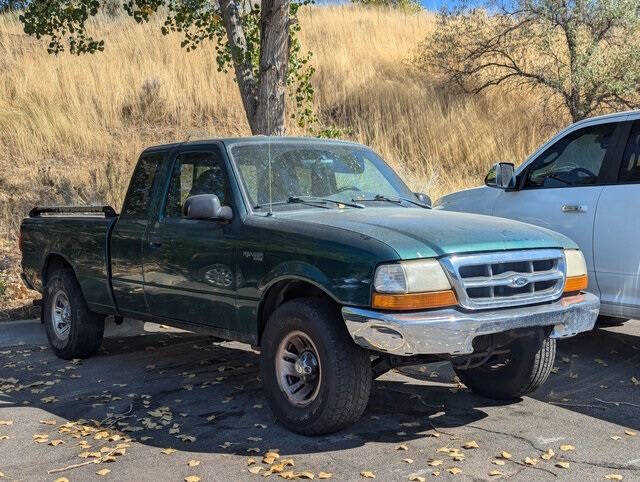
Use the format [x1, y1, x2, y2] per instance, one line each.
[21, 206, 119, 314]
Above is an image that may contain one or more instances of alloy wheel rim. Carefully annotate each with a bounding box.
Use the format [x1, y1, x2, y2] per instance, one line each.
[51, 290, 71, 341]
[275, 330, 322, 407]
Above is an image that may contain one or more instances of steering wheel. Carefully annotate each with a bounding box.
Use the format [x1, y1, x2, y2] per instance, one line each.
[335, 186, 362, 193]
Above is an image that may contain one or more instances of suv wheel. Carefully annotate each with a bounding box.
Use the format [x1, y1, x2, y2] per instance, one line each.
[44, 269, 105, 360]
[454, 336, 555, 400]
[260, 298, 371, 435]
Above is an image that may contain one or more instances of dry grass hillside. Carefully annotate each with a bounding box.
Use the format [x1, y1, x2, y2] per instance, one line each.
[0, 5, 567, 314]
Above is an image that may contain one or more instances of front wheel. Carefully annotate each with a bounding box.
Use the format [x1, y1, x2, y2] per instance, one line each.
[43, 269, 105, 360]
[454, 336, 556, 400]
[260, 298, 371, 435]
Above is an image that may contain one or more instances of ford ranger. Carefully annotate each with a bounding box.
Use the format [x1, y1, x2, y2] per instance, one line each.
[20, 137, 599, 435]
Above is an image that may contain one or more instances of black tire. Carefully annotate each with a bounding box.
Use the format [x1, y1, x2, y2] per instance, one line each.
[260, 298, 372, 435]
[454, 336, 556, 400]
[43, 268, 105, 360]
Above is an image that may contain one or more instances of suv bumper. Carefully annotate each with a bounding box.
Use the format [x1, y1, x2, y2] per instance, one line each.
[342, 292, 599, 356]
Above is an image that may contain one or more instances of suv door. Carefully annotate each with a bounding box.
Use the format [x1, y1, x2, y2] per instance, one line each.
[143, 145, 238, 330]
[491, 121, 622, 297]
[593, 120, 640, 318]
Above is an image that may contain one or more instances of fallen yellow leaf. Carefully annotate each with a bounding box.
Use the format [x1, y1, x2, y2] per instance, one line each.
[408, 475, 425, 482]
[402, 458, 414, 464]
[462, 440, 478, 449]
[54, 478, 69, 482]
[447, 467, 462, 475]
[428, 460, 443, 467]
[396, 444, 409, 451]
[560, 444, 575, 452]
[184, 477, 201, 482]
[501, 451, 512, 459]
[361, 470, 376, 478]
[297, 471, 314, 479]
[488, 470, 503, 477]
[187, 460, 200, 467]
[524, 457, 538, 466]
[556, 461, 570, 469]
[541, 449, 555, 460]
[96, 468, 111, 476]
[0, 421, 13, 426]
[161, 448, 176, 455]
[604, 475, 623, 481]
[624, 430, 636, 436]
[49, 439, 65, 447]
[248, 466, 262, 474]
[493, 460, 505, 466]
[611, 436, 622, 440]
[318, 473, 332, 479]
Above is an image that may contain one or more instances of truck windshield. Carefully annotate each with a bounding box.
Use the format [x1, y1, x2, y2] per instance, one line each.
[229, 140, 415, 210]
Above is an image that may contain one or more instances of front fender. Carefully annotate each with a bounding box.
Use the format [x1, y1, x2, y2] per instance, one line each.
[259, 261, 337, 301]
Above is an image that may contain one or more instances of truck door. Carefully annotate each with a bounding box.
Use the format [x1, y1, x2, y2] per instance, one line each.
[593, 120, 640, 318]
[143, 145, 237, 331]
[111, 150, 164, 317]
[491, 121, 624, 298]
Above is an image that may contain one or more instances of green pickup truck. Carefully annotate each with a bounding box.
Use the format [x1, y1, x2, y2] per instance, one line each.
[20, 137, 599, 435]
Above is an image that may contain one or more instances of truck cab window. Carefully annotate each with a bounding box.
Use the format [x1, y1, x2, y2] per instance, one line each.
[619, 121, 640, 183]
[165, 151, 229, 218]
[524, 123, 616, 188]
[121, 152, 162, 217]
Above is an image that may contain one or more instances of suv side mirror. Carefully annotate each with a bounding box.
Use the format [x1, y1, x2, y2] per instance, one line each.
[183, 194, 233, 221]
[485, 162, 516, 189]
[414, 192, 431, 207]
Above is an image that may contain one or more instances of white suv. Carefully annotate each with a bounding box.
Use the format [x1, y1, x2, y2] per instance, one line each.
[435, 110, 640, 323]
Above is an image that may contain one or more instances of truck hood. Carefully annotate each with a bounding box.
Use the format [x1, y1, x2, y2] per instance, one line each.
[281, 207, 575, 260]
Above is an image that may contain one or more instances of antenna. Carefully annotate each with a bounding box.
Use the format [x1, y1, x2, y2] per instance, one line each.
[267, 93, 273, 217]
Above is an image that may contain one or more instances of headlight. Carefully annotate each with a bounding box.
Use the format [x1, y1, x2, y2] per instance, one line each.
[563, 249, 588, 293]
[372, 259, 456, 310]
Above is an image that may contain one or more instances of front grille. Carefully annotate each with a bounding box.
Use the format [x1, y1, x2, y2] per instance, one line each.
[440, 249, 566, 310]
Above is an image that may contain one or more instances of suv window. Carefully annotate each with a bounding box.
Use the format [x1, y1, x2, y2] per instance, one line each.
[524, 123, 616, 188]
[619, 120, 640, 183]
[164, 150, 230, 218]
[122, 152, 162, 217]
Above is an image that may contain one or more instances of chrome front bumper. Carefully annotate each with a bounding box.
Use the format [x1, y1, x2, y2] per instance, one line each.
[342, 292, 599, 356]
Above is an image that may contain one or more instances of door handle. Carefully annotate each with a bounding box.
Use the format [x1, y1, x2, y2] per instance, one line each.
[561, 204, 587, 213]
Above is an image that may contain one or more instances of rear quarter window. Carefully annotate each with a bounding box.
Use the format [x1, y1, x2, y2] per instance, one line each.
[121, 152, 163, 217]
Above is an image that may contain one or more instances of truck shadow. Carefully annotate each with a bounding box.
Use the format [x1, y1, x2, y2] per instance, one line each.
[401, 322, 640, 432]
[0, 322, 637, 457]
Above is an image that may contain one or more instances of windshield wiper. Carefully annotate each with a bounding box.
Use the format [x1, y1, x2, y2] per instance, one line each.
[254, 196, 364, 210]
[288, 196, 365, 209]
[354, 194, 430, 209]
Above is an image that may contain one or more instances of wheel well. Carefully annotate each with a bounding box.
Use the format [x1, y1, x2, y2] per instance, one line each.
[42, 254, 72, 285]
[258, 279, 337, 344]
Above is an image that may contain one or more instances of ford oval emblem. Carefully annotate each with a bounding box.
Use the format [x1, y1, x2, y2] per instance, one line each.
[511, 276, 529, 288]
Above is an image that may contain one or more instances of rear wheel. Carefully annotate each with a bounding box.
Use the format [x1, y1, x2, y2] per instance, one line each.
[260, 298, 371, 435]
[454, 336, 555, 400]
[43, 269, 105, 360]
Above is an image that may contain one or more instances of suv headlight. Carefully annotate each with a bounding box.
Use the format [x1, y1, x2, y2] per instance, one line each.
[372, 259, 456, 310]
[563, 249, 588, 293]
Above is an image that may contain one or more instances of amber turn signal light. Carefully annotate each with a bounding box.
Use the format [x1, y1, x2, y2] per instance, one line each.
[372, 290, 457, 311]
[564, 274, 588, 293]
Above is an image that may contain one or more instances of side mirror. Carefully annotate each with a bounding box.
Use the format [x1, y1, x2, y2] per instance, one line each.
[414, 192, 432, 207]
[485, 162, 516, 189]
[183, 194, 233, 221]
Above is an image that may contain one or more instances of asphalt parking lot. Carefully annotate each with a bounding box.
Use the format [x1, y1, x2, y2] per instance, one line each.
[0, 319, 639, 481]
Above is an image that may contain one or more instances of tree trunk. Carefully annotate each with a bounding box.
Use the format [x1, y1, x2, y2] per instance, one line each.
[219, 0, 290, 136]
[254, 0, 290, 135]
